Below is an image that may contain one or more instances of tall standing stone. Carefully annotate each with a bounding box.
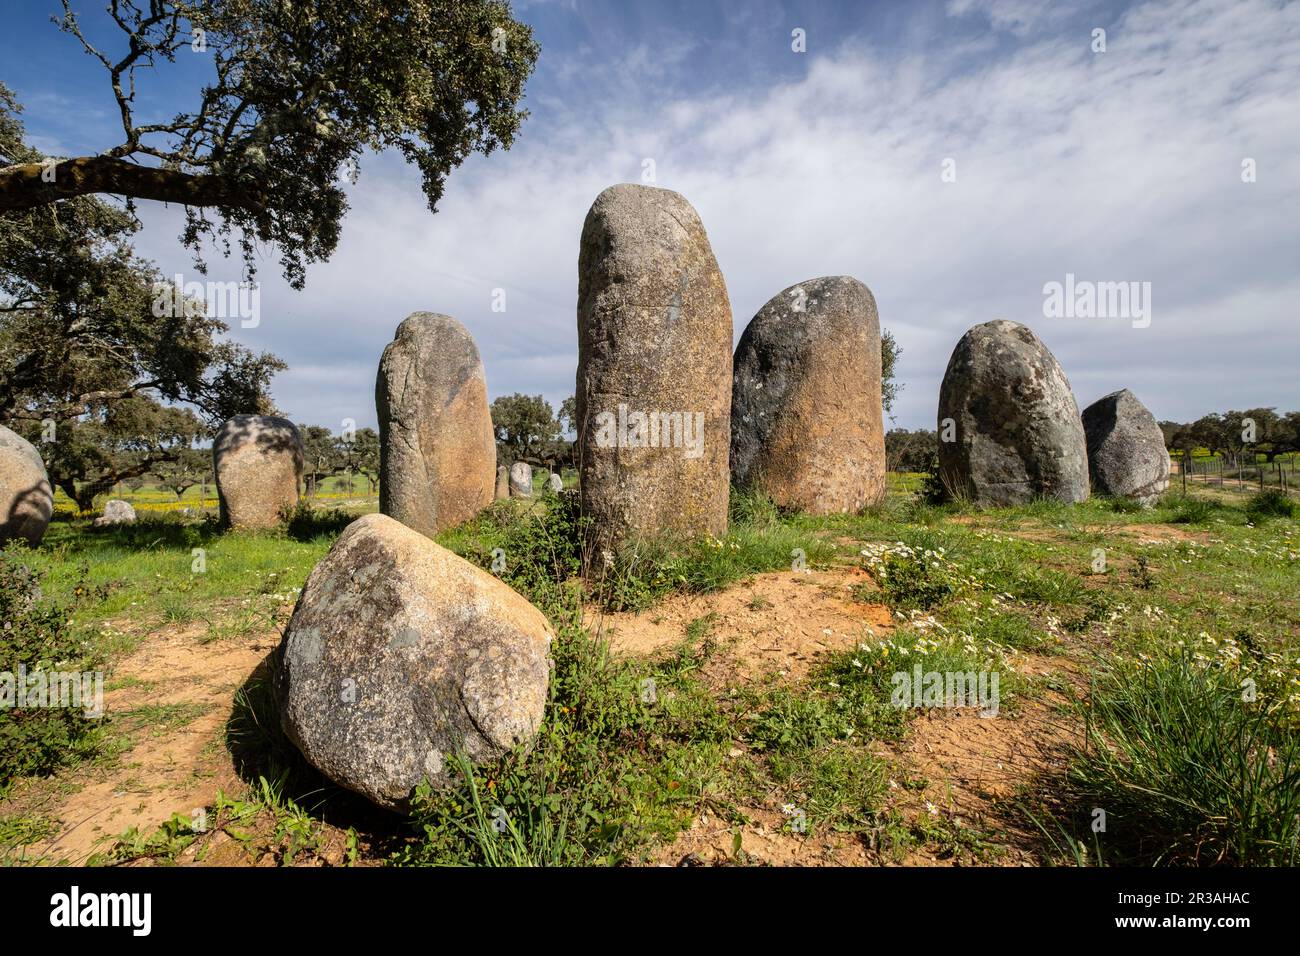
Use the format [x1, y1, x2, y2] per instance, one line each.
[213, 416, 305, 529]
[1082, 389, 1171, 506]
[576, 184, 732, 555]
[936, 321, 1089, 506]
[495, 465, 510, 500]
[0, 425, 53, 546]
[377, 313, 496, 537]
[731, 276, 885, 514]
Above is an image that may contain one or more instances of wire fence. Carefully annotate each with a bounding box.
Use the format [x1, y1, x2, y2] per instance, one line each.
[1170, 452, 1298, 496]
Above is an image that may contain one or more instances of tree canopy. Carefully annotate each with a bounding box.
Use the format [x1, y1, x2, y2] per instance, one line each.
[0, 82, 284, 427]
[0, 0, 540, 287]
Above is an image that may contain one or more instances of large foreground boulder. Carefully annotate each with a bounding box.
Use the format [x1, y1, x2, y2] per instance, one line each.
[377, 313, 496, 537]
[731, 276, 886, 513]
[936, 321, 1089, 506]
[214, 416, 305, 529]
[1082, 389, 1170, 506]
[0, 425, 53, 546]
[576, 183, 732, 555]
[276, 514, 553, 811]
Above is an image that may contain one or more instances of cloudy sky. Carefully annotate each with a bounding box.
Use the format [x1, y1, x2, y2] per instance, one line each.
[4, 0, 1298, 432]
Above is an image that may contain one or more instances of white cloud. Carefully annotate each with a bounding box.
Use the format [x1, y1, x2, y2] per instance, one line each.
[132, 0, 1300, 432]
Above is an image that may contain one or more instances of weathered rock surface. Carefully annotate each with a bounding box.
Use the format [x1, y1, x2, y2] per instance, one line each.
[93, 499, 137, 526]
[936, 320, 1089, 506]
[276, 513, 553, 811]
[546, 472, 564, 494]
[731, 276, 886, 513]
[213, 416, 305, 529]
[0, 425, 53, 546]
[576, 183, 732, 554]
[495, 465, 510, 500]
[377, 313, 496, 537]
[1082, 389, 1170, 506]
[509, 462, 533, 497]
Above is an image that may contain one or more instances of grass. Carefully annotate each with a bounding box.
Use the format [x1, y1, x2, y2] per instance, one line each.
[1030, 648, 1300, 865]
[5, 481, 1298, 868]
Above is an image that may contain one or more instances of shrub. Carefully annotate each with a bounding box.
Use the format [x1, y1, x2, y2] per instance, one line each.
[1245, 488, 1297, 522]
[442, 492, 585, 618]
[0, 549, 102, 785]
[859, 541, 956, 610]
[395, 620, 726, 866]
[1161, 494, 1222, 525]
[281, 501, 356, 542]
[1052, 649, 1300, 865]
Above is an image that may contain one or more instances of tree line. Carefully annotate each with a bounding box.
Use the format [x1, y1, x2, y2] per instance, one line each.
[886, 407, 1300, 475]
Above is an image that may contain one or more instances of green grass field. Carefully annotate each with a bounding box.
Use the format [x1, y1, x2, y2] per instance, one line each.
[3, 480, 1298, 867]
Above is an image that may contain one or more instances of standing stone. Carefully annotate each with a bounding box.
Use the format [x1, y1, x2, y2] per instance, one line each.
[509, 462, 533, 498]
[213, 415, 305, 530]
[936, 321, 1089, 506]
[731, 276, 885, 514]
[495, 465, 510, 500]
[93, 499, 137, 526]
[377, 313, 496, 537]
[576, 184, 732, 555]
[1082, 389, 1171, 506]
[276, 513, 553, 811]
[0, 425, 53, 546]
[546, 472, 564, 494]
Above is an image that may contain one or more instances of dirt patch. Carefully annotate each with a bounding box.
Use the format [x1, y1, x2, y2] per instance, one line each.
[884, 655, 1081, 865]
[586, 566, 893, 685]
[1102, 523, 1204, 544]
[5, 625, 280, 864]
[649, 805, 871, 867]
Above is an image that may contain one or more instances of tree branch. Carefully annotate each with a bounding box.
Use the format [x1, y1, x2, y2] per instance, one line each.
[0, 156, 264, 213]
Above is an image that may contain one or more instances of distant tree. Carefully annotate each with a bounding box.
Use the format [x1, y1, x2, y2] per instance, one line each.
[152, 447, 209, 500]
[885, 428, 937, 473]
[1190, 414, 1230, 459]
[1282, 412, 1300, 458]
[1238, 407, 1286, 462]
[34, 397, 206, 513]
[0, 3, 539, 288]
[298, 424, 341, 496]
[1160, 420, 1198, 469]
[558, 396, 577, 437]
[881, 329, 902, 417]
[490, 393, 561, 466]
[339, 427, 380, 493]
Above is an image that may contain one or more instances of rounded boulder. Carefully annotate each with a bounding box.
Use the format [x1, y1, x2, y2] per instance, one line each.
[213, 416, 305, 529]
[1082, 389, 1170, 506]
[276, 514, 553, 811]
[936, 321, 1089, 506]
[0, 425, 53, 546]
[731, 276, 886, 513]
